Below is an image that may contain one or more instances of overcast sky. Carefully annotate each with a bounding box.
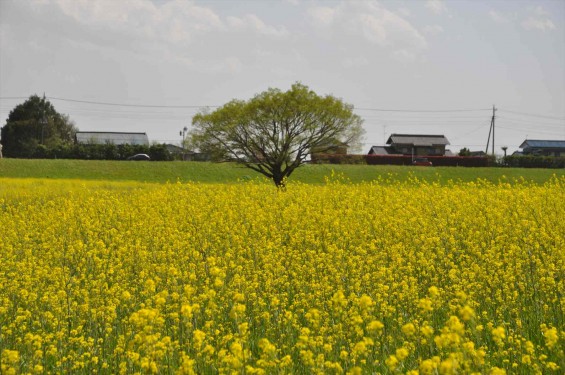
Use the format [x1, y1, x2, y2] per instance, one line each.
[1, 0, 564, 154]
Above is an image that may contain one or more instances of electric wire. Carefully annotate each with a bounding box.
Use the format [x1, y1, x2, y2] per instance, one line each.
[2, 96, 563, 151]
[498, 109, 565, 121]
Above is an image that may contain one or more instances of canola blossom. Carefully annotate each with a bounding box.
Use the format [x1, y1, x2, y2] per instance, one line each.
[0, 176, 564, 374]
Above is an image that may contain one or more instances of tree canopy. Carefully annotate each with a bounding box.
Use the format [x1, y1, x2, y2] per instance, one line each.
[458, 147, 471, 156]
[190, 83, 364, 187]
[1, 95, 77, 158]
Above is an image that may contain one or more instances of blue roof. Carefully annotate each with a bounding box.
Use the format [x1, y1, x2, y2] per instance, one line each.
[520, 140, 565, 149]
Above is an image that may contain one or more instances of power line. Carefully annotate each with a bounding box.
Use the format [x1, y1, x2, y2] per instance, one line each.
[499, 109, 565, 121]
[497, 116, 565, 128]
[450, 123, 491, 141]
[47, 97, 219, 109]
[356, 107, 491, 113]
[496, 125, 564, 136]
[2, 96, 563, 121]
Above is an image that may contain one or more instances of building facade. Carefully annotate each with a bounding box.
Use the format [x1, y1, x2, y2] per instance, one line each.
[369, 134, 451, 156]
[519, 140, 565, 157]
[75, 131, 149, 146]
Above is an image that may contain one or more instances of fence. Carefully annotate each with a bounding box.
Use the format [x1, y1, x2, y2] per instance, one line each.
[311, 154, 490, 167]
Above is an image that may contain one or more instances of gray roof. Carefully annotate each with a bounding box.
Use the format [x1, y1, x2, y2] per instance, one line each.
[76, 131, 149, 146]
[165, 144, 185, 153]
[387, 134, 450, 146]
[368, 146, 392, 155]
[519, 140, 565, 149]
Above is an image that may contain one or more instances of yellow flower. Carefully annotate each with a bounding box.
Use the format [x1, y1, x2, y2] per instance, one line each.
[395, 347, 409, 361]
[489, 367, 506, 375]
[1, 176, 563, 373]
[420, 359, 436, 375]
[386, 355, 399, 371]
[542, 326, 558, 349]
[347, 366, 362, 375]
[428, 286, 440, 297]
[402, 323, 416, 337]
[492, 326, 506, 345]
[421, 325, 434, 337]
[367, 320, 384, 335]
[418, 297, 434, 312]
[459, 305, 475, 321]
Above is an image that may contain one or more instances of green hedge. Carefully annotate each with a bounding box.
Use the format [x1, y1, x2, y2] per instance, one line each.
[22, 143, 174, 161]
[311, 154, 492, 167]
[504, 155, 565, 169]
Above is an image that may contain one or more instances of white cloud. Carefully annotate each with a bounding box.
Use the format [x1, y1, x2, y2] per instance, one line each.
[533, 6, 549, 17]
[392, 49, 417, 63]
[343, 56, 369, 68]
[222, 56, 243, 73]
[50, 0, 225, 45]
[227, 14, 289, 38]
[423, 25, 444, 35]
[426, 0, 447, 15]
[44, 0, 288, 47]
[522, 17, 555, 31]
[307, 2, 427, 51]
[307, 6, 336, 26]
[488, 10, 510, 24]
[521, 6, 555, 32]
[12, 0, 291, 74]
[397, 7, 411, 18]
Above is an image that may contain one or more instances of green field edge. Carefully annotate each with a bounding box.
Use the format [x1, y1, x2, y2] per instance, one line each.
[1, 158, 563, 185]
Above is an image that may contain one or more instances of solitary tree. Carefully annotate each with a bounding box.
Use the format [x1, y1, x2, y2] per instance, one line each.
[1, 95, 77, 157]
[190, 83, 364, 187]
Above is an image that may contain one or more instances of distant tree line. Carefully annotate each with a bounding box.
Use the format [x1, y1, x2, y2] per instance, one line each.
[1, 95, 173, 161]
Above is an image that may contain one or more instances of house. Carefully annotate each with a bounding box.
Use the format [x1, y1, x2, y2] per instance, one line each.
[519, 140, 565, 157]
[75, 131, 149, 146]
[165, 143, 184, 154]
[368, 146, 394, 155]
[368, 134, 451, 156]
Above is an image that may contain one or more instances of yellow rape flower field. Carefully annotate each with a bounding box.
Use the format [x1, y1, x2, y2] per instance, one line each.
[1, 176, 564, 374]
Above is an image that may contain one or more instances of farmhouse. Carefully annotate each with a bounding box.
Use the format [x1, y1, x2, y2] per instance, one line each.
[368, 134, 451, 156]
[518, 139, 565, 157]
[164, 143, 184, 155]
[75, 131, 149, 146]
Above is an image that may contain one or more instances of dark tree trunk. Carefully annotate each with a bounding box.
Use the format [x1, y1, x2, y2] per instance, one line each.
[272, 166, 286, 188]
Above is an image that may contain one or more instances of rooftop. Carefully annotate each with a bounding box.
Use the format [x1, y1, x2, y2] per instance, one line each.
[519, 140, 565, 149]
[76, 131, 149, 146]
[386, 134, 450, 147]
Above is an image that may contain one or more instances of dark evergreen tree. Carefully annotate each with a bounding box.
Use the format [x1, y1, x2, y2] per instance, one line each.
[1, 95, 77, 158]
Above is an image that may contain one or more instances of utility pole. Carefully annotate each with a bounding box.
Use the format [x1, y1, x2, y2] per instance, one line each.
[492, 105, 496, 156]
[40, 93, 47, 145]
[485, 105, 497, 155]
[180, 126, 188, 161]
